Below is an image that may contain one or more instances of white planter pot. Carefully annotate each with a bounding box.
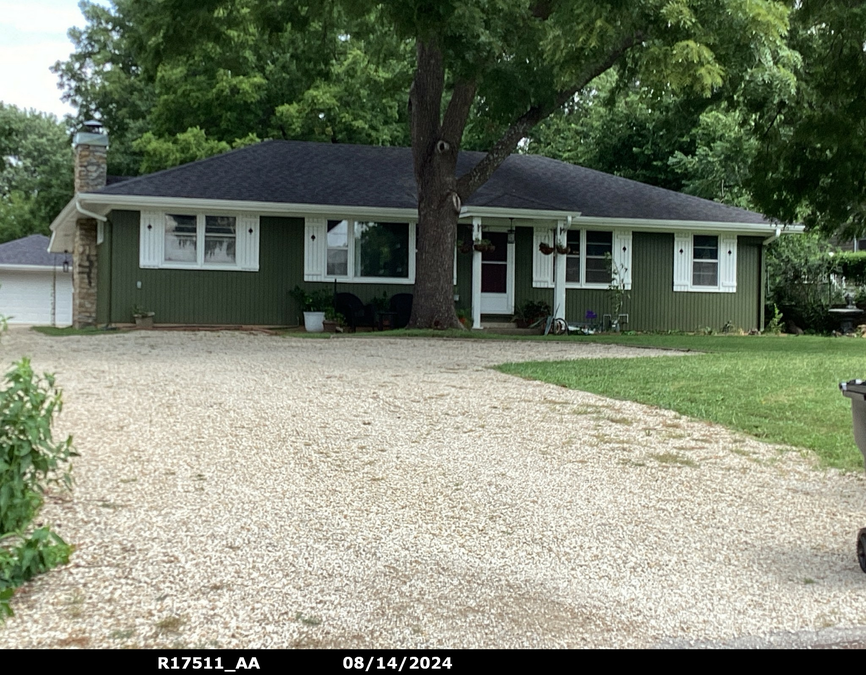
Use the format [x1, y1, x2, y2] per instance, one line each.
[303, 311, 326, 333]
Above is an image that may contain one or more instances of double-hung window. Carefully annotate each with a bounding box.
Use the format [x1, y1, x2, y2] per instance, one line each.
[164, 214, 237, 266]
[534, 228, 628, 289]
[673, 232, 737, 292]
[139, 211, 260, 271]
[691, 235, 719, 287]
[306, 217, 415, 283]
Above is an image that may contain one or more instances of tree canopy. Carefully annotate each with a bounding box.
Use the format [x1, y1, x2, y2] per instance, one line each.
[50, 0, 802, 327]
[749, 0, 866, 237]
[0, 104, 73, 244]
[53, 0, 413, 175]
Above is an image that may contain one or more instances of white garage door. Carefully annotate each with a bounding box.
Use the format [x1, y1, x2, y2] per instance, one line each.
[0, 268, 73, 326]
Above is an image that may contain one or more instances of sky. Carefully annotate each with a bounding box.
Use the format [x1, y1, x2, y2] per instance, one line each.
[0, 0, 107, 119]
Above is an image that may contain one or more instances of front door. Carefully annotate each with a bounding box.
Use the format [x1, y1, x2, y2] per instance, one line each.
[480, 231, 513, 314]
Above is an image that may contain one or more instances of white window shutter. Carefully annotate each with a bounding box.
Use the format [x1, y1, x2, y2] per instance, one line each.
[139, 211, 163, 268]
[304, 217, 327, 280]
[613, 230, 633, 290]
[720, 234, 737, 292]
[533, 229, 553, 288]
[673, 233, 691, 292]
[236, 214, 260, 271]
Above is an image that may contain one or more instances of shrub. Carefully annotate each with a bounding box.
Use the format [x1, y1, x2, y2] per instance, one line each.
[765, 233, 842, 333]
[0, 359, 76, 618]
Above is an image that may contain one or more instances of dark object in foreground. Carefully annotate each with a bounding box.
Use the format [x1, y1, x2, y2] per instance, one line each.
[335, 293, 376, 332]
[838, 379, 866, 572]
[389, 293, 413, 329]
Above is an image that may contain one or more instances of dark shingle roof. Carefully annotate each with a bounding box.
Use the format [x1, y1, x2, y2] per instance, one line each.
[97, 140, 769, 225]
[0, 235, 68, 266]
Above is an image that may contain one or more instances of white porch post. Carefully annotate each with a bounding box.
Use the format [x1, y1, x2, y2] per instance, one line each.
[553, 219, 568, 320]
[471, 216, 483, 329]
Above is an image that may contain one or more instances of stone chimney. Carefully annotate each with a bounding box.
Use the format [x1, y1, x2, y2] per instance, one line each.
[72, 120, 108, 328]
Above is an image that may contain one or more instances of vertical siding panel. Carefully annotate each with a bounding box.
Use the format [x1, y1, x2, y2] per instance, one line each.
[107, 212, 307, 325]
[630, 232, 761, 332]
[104, 213, 763, 330]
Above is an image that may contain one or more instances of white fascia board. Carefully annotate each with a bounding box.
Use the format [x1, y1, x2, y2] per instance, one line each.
[77, 194, 419, 221]
[49, 199, 78, 233]
[48, 199, 78, 253]
[569, 216, 804, 236]
[460, 206, 583, 221]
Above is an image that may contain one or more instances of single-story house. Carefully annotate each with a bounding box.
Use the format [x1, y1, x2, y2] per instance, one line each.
[48, 125, 798, 330]
[0, 234, 72, 326]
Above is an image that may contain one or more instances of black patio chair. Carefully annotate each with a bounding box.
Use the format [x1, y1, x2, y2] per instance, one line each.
[334, 292, 376, 331]
[389, 293, 413, 329]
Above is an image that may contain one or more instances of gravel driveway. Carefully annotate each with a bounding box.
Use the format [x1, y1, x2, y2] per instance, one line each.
[0, 328, 864, 649]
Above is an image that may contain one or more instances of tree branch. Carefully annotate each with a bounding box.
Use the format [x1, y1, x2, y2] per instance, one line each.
[441, 80, 477, 148]
[456, 30, 647, 199]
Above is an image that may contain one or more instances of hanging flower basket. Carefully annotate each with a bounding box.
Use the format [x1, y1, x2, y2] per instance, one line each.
[538, 242, 554, 256]
[474, 239, 495, 253]
[458, 240, 473, 254]
[555, 244, 571, 255]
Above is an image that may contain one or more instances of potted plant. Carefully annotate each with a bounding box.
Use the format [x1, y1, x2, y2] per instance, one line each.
[474, 238, 495, 253]
[538, 242, 554, 256]
[458, 239, 473, 254]
[555, 243, 571, 255]
[456, 308, 472, 327]
[290, 286, 333, 333]
[131, 304, 154, 329]
[322, 307, 346, 333]
[512, 299, 551, 328]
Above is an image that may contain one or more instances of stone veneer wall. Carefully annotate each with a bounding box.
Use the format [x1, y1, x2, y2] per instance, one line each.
[72, 135, 108, 327]
[74, 143, 108, 193]
[73, 219, 98, 328]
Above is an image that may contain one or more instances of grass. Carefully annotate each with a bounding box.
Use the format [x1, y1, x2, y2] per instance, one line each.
[497, 334, 866, 471]
[32, 325, 122, 336]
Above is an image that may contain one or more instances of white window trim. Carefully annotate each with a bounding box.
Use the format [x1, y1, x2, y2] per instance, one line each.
[563, 229, 615, 289]
[533, 227, 632, 290]
[139, 210, 260, 271]
[673, 232, 737, 293]
[305, 217, 416, 285]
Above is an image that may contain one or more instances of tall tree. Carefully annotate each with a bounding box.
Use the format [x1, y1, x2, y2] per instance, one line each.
[749, 0, 866, 237]
[527, 74, 761, 209]
[355, 0, 794, 327]
[53, 0, 413, 176]
[0, 104, 73, 243]
[57, 1, 795, 328]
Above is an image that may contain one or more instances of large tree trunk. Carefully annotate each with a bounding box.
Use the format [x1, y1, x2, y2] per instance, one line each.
[411, 164, 462, 329]
[407, 39, 465, 329]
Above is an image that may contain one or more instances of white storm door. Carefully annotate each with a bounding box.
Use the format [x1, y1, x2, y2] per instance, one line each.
[479, 231, 515, 314]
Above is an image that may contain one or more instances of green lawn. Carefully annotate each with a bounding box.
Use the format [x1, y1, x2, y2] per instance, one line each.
[31, 326, 122, 336]
[497, 334, 866, 471]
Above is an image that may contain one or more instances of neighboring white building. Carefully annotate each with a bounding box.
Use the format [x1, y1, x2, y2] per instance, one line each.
[0, 234, 72, 326]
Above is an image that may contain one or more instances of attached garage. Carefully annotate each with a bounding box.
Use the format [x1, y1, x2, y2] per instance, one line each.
[0, 235, 72, 326]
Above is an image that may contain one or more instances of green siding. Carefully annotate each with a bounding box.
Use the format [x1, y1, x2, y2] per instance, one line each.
[103, 212, 761, 330]
[108, 211, 306, 324]
[624, 233, 762, 332]
[512, 228, 762, 332]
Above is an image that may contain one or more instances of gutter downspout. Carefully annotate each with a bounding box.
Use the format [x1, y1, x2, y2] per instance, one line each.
[75, 199, 107, 222]
[763, 227, 781, 246]
[760, 228, 782, 331]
